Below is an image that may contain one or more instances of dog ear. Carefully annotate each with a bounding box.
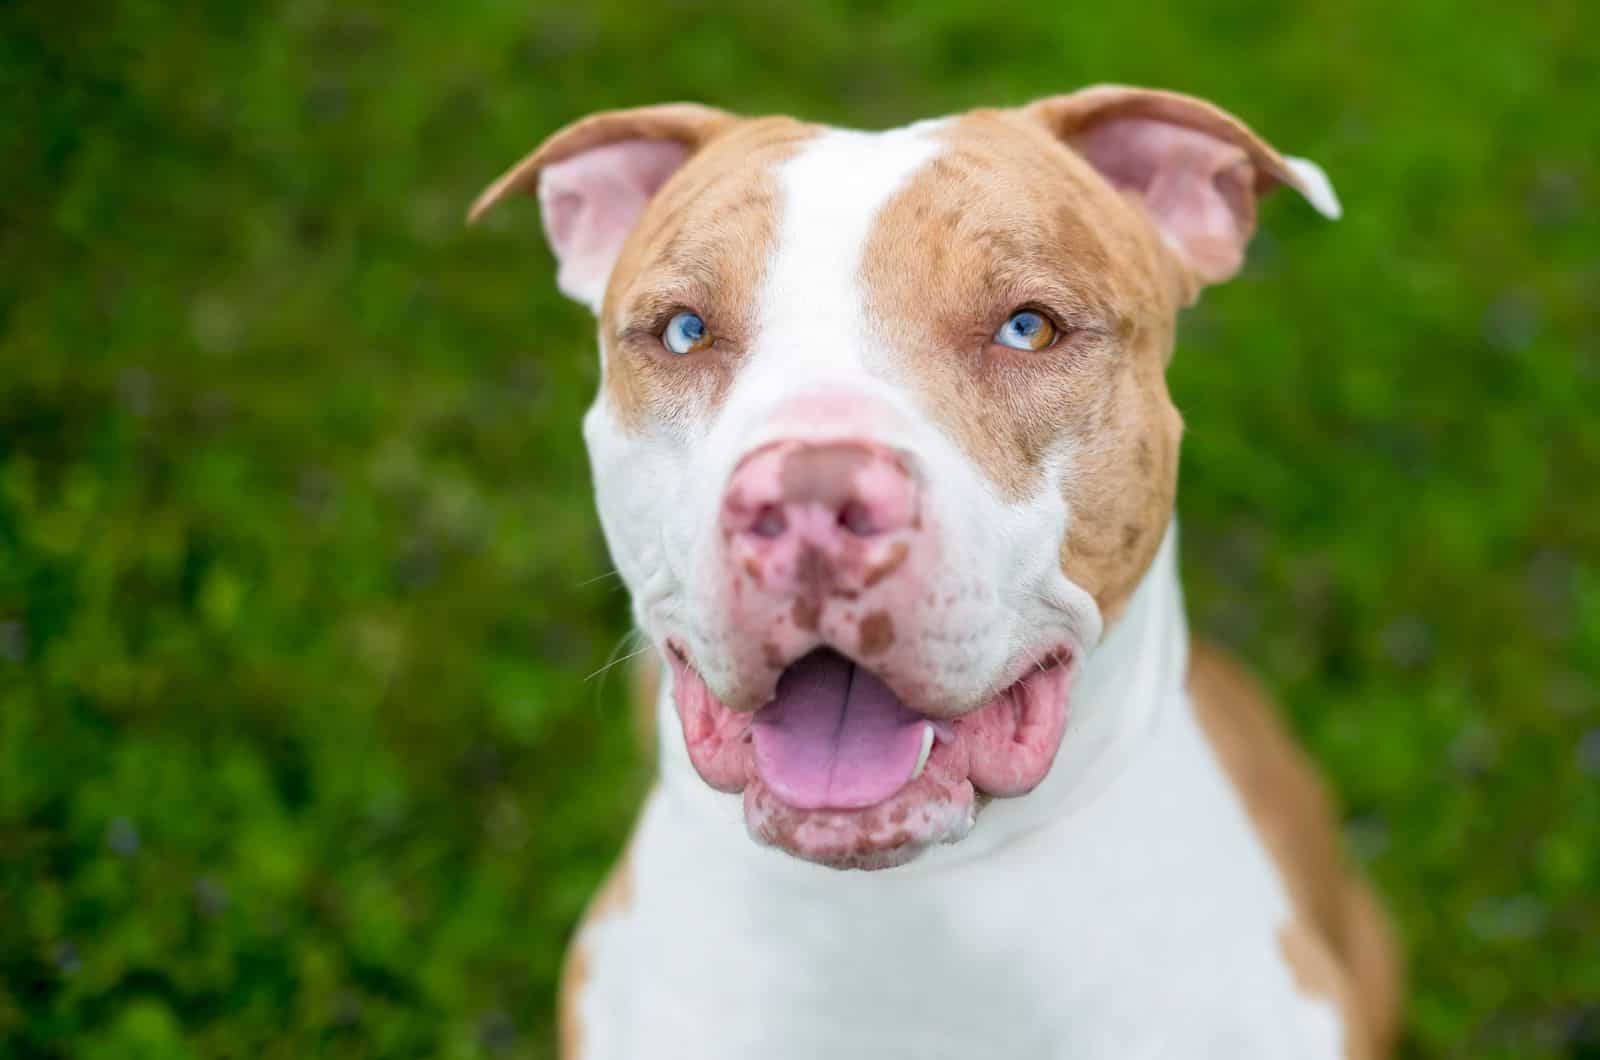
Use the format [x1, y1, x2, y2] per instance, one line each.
[468, 103, 735, 309]
[1023, 86, 1339, 288]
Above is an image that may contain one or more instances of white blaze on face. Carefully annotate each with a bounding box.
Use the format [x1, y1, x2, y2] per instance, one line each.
[742, 125, 947, 399]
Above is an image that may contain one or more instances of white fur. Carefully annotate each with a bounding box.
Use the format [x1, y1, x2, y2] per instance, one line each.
[574, 527, 1343, 1058]
[1284, 156, 1342, 220]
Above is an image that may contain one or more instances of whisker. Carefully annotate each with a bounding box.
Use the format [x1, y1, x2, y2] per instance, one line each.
[584, 645, 651, 685]
[585, 629, 650, 686]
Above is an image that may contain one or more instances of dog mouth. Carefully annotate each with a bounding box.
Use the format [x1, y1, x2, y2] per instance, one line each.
[669, 644, 1075, 870]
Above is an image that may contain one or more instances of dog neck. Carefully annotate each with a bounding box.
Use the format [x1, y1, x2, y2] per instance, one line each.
[650, 519, 1191, 877]
[957, 518, 1190, 859]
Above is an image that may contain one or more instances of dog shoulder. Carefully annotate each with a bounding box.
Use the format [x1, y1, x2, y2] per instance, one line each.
[1186, 638, 1401, 1059]
[558, 822, 640, 1060]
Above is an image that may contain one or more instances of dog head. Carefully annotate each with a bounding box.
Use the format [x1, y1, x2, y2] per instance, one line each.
[472, 86, 1337, 869]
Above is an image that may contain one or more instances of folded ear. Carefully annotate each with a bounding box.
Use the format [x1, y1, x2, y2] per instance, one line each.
[468, 103, 735, 309]
[1023, 85, 1340, 288]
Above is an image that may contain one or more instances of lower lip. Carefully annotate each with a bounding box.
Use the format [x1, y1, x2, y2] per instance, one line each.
[667, 643, 1076, 868]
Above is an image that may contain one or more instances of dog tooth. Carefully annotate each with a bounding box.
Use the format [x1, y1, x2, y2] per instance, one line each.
[910, 723, 935, 780]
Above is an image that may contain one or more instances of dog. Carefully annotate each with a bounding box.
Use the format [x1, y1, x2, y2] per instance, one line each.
[470, 84, 1401, 1059]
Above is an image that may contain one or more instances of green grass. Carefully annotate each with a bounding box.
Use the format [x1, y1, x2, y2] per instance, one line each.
[2, 1, 1597, 1056]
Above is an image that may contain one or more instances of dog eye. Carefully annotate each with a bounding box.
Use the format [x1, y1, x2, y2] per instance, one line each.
[994, 309, 1057, 351]
[662, 311, 712, 355]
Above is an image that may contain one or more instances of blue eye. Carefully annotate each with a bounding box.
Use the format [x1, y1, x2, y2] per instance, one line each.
[663, 311, 710, 355]
[994, 309, 1058, 351]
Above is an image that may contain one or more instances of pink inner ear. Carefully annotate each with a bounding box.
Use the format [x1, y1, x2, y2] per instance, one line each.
[1072, 118, 1258, 285]
[538, 139, 692, 306]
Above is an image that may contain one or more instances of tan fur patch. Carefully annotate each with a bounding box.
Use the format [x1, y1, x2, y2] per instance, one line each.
[560, 654, 657, 1058]
[1279, 920, 1370, 1060]
[600, 119, 818, 431]
[858, 610, 895, 655]
[1188, 641, 1403, 1058]
[557, 823, 639, 1059]
[860, 110, 1189, 619]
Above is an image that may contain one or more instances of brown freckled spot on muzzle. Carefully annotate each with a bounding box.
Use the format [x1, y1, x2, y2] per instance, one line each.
[792, 597, 821, 632]
[859, 611, 895, 655]
[864, 541, 911, 588]
[743, 556, 763, 583]
[763, 640, 785, 669]
[795, 546, 829, 592]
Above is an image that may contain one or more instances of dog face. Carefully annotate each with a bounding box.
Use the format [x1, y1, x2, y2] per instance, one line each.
[472, 86, 1337, 870]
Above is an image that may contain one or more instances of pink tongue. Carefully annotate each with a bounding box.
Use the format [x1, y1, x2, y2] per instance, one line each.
[751, 650, 929, 810]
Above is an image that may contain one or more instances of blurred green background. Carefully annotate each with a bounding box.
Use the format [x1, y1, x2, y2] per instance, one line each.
[2, 1, 1597, 1057]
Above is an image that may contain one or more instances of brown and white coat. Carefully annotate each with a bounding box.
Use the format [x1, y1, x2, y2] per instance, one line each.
[473, 86, 1399, 1059]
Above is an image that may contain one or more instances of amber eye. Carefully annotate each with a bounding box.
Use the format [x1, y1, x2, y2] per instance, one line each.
[662, 311, 713, 355]
[994, 309, 1057, 351]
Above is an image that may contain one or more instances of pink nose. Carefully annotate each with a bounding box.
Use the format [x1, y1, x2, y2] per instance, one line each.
[722, 441, 919, 585]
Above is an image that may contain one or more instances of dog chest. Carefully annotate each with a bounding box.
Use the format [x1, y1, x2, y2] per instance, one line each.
[569, 688, 1347, 1059]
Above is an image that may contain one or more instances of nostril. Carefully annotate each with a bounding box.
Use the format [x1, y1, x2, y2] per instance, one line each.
[839, 501, 877, 537]
[750, 505, 787, 540]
